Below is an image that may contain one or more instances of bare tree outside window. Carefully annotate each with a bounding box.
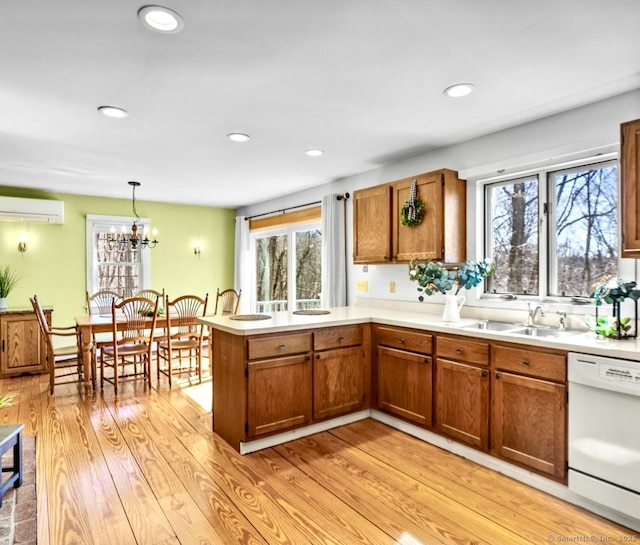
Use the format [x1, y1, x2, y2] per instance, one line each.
[552, 163, 617, 296]
[254, 227, 322, 312]
[95, 233, 140, 297]
[485, 160, 617, 298]
[487, 177, 539, 295]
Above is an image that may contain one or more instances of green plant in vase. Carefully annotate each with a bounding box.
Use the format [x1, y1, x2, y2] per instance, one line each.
[0, 265, 21, 311]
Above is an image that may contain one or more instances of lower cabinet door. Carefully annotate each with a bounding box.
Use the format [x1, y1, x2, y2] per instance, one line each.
[436, 358, 490, 450]
[492, 371, 567, 480]
[377, 346, 433, 427]
[247, 354, 312, 437]
[314, 346, 366, 420]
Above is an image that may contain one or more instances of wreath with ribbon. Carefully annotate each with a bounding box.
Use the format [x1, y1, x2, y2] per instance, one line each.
[401, 179, 424, 227]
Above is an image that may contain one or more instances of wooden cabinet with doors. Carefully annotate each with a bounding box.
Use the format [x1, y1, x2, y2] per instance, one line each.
[0, 309, 49, 378]
[375, 324, 434, 427]
[392, 169, 466, 263]
[353, 184, 393, 263]
[621, 118, 640, 258]
[353, 168, 466, 264]
[491, 342, 567, 481]
[435, 334, 490, 450]
[313, 324, 370, 421]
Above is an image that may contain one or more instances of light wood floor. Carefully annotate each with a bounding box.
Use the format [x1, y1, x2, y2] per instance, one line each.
[0, 369, 636, 545]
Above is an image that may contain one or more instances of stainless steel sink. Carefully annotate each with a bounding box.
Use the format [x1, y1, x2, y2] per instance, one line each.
[510, 326, 583, 338]
[462, 320, 524, 332]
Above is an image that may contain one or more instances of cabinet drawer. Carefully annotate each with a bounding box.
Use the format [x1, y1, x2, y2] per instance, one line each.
[247, 332, 312, 360]
[492, 344, 566, 382]
[375, 325, 432, 355]
[436, 335, 489, 366]
[314, 325, 363, 351]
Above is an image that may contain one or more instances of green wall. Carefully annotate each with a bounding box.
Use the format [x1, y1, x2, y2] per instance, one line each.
[0, 186, 236, 327]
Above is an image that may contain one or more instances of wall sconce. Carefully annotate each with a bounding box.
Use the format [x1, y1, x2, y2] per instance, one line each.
[17, 238, 28, 254]
[194, 246, 201, 257]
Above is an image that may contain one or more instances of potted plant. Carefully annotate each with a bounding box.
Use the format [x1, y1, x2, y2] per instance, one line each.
[588, 276, 640, 339]
[409, 258, 495, 321]
[0, 265, 21, 311]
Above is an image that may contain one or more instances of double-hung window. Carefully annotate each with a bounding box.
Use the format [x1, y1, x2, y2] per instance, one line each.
[485, 158, 619, 298]
[86, 215, 151, 298]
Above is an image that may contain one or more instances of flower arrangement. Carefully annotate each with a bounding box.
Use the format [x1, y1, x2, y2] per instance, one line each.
[409, 258, 495, 295]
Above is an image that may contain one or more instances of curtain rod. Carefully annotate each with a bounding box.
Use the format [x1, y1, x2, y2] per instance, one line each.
[245, 193, 350, 221]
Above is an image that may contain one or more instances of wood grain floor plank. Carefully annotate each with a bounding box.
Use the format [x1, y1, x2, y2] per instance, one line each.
[87, 397, 177, 544]
[276, 431, 534, 545]
[332, 419, 636, 540]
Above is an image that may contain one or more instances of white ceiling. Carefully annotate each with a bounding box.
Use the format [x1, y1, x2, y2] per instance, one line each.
[1, 1, 639, 208]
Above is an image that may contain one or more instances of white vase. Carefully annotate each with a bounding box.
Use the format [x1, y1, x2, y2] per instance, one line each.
[0, 298, 7, 311]
[442, 294, 465, 322]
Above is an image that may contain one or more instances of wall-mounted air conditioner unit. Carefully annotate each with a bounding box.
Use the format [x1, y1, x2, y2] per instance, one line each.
[0, 196, 64, 224]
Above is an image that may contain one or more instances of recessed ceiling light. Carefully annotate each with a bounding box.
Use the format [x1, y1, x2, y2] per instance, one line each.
[227, 133, 251, 142]
[443, 83, 475, 98]
[97, 106, 129, 118]
[138, 6, 184, 33]
[305, 149, 324, 157]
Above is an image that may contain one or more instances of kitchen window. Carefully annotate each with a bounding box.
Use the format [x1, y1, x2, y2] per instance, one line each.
[484, 159, 618, 298]
[250, 221, 322, 312]
[85, 215, 151, 298]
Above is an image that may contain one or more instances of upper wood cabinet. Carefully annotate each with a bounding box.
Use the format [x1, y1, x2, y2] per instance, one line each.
[353, 169, 466, 264]
[392, 170, 466, 263]
[353, 184, 393, 263]
[621, 118, 640, 258]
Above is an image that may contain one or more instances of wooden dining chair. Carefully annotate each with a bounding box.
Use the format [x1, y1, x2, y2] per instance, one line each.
[100, 296, 159, 395]
[134, 288, 165, 304]
[86, 290, 122, 316]
[157, 293, 208, 387]
[214, 288, 241, 315]
[30, 295, 84, 395]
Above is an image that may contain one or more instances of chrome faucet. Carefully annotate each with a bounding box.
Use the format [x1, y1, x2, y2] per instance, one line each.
[527, 303, 545, 326]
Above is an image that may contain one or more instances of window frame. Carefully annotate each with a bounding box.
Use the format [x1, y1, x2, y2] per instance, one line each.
[85, 214, 151, 298]
[249, 219, 322, 313]
[478, 153, 630, 303]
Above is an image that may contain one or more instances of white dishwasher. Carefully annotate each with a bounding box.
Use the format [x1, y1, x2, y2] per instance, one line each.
[568, 352, 640, 521]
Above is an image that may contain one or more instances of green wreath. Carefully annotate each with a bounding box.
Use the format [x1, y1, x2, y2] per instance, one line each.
[401, 199, 424, 226]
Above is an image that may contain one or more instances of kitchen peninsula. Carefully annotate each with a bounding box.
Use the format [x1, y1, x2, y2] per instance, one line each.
[200, 305, 640, 529]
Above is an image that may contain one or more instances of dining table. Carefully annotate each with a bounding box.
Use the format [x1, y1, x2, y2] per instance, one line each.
[74, 313, 170, 390]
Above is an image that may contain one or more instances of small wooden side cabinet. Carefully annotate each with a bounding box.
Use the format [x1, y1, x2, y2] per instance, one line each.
[0, 308, 50, 378]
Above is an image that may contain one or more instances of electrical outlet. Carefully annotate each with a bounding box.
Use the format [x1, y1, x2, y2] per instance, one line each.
[389, 281, 396, 293]
[357, 280, 368, 292]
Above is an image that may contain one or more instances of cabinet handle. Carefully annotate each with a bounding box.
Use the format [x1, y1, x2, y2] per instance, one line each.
[398, 338, 405, 344]
[481, 371, 488, 378]
[522, 360, 530, 366]
[424, 358, 429, 364]
[339, 336, 345, 342]
[455, 348, 463, 354]
[495, 373, 500, 379]
[279, 344, 286, 350]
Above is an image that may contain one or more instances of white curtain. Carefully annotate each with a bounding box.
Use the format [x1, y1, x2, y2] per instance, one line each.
[234, 215, 251, 313]
[321, 194, 347, 308]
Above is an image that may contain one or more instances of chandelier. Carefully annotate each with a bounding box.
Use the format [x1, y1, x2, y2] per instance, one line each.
[108, 181, 159, 250]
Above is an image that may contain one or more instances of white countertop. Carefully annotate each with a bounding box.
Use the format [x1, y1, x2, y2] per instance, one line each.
[199, 306, 640, 362]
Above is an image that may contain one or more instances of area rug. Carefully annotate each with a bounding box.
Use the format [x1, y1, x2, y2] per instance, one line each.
[0, 434, 36, 544]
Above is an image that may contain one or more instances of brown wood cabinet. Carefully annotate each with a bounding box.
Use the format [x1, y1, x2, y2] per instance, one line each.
[435, 335, 490, 450]
[491, 342, 567, 481]
[313, 324, 368, 421]
[621, 118, 640, 258]
[375, 325, 433, 427]
[353, 168, 466, 264]
[353, 184, 392, 263]
[392, 170, 466, 262]
[0, 310, 49, 378]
